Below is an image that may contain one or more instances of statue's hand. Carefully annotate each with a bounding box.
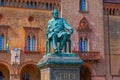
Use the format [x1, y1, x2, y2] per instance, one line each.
[67, 32, 71, 35]
[67, 29, 73, 35]
[46, 29, 53, 34]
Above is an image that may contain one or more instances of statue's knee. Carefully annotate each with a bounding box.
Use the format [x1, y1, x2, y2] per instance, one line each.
[64, 33, 68, 37]
[64, 33, 68, 38]
[61, 34, 68, 40]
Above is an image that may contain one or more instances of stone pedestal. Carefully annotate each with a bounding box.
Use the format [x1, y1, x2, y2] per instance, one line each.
[37, 53, 83, 80]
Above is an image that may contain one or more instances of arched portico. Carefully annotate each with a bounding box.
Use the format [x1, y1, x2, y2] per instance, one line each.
[80, 62, 95, 80]
[19, 61, 40, 80]
[0, 63, 10, 80]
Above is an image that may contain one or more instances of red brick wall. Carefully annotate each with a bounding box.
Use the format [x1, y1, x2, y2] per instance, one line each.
[61, 0, 105, 79]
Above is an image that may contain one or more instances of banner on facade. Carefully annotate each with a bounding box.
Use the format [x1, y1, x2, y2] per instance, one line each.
[11, 48, 21, 64]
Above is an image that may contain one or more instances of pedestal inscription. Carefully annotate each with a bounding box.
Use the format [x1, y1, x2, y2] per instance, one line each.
[51, 68, 80, 80]
[37, 53, 83, 80]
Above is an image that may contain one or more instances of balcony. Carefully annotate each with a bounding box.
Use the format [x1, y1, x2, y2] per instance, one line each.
[72, 51, 101, 61]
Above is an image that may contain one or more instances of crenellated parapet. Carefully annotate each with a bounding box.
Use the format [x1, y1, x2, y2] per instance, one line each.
[104, 2, 120, 16]
[0, 0, 61, 10]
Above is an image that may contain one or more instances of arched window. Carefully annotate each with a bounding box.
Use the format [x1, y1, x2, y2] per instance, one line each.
[27, 36, 31, 51]
[50, 3, 52, 10]
[32, 36, 36, 51]
[26, 1, 29, 8]
[79, 37, 88, 52]
[22, 72, 29, 80]
[1, 0, 4, 6]
[30, 1, 33, 8]
[109, 8, 112, 15]
[113, 9, 115, 15]
[0, 35, 4, 50]
[24, 27, 39, 52]
[46, 3, 48, 10]
[26, 36, 36, 51]
[80, 0, 86, 11]
[34, 2, 37, 8]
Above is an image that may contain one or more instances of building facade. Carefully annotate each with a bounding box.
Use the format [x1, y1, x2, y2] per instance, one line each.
[104, 0, 120, 80]
[0, 0, 119, 80]
[0, 0, 60, 80]
[61, 0, 105, 80]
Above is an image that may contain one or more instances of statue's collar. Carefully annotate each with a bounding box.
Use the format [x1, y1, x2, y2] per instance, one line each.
[52, 18, 59, 21]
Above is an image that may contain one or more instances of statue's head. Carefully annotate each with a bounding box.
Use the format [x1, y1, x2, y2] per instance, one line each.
[51, 9, 59, 19]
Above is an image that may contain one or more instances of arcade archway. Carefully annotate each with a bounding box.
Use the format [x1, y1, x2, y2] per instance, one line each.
[0, 64, 10, 80]
[80, 65, 91, 80]
[20, 64, 40, 80]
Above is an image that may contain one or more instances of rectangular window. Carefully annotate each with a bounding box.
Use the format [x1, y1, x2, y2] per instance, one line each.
[79, 0, 88, 12]
[79, 37, 88, 52]
[26, 36, 36, 51]
[0, 35, 4, 50]
[1, 0, 4, 6]
[24, 27, 40, 52]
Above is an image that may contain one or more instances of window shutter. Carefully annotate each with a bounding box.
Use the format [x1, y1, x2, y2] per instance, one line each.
[32, 37, 36, 51]
[79, 38, 88, 52]
[84, 39, 87, 52]
[27, 36, 31, 51]
[30, 2, 33, 8]
[79, 38, 83, 52]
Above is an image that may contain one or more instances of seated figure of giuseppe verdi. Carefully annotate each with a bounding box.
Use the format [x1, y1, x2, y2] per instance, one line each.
[46, 9, 73, 54]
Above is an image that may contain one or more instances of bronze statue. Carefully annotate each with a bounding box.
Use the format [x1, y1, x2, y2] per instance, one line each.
[46, 9, 73, 54]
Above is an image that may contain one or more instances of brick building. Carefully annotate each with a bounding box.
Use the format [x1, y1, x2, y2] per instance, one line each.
[0, 0, 60, 80]
[104, 0, 120, 80]
[0, 0, 119, 80]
